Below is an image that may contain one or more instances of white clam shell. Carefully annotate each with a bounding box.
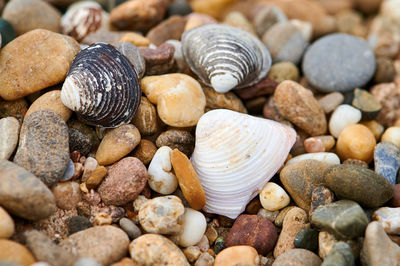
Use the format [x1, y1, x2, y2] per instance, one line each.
[191, 109, 296, 218]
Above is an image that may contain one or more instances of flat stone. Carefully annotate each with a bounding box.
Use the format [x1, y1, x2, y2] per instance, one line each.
[374, 142, 400, 185]
[146, 15, 187, 46]
[273, 248, 322, 266]
[115, 42, 146, 78]
[0, 239, 36, 266]
[203, 86, 247, 113]
[14, 110, 69, 186]
[0, 206, 14, 239]
[311, 200, 368, 240]
[294, 229, 319, 251]
[322, 242, 355, 266]
[0, 160, 56, 220]
[0, 117, 20, 160]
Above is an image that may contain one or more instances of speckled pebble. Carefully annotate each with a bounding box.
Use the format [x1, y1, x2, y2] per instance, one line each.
[0, 207, 14, 239]
[0, 117, 20, 160]
[69, 128, 91, 156]
[67, 216, 93, 235]
[273, 248, 322, 266]
[374, 142, 400, 185]
[259, 182, 290, 211]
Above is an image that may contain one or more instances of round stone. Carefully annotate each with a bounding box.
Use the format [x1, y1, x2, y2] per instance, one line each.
[0, 239, 36, 265]
[176, 208, 207, 247]
[148, 146, 178, 194]
[267, 61, 299, 83]
[259, 182, 290, 211]
[381, 127, 400, 148]
[302, 33, 376, 93]
[119, 218, 141, 240]
[329, 104, 362, 138]
[273, 248, 322, 266]
[374, 142, 400, 185]
[214, 246, 259, 266]
[0, 207, 14, 239]
[51, 181, 81, 210]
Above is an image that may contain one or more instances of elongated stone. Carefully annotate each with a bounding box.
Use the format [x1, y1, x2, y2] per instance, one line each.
[374, 142, 400, 185]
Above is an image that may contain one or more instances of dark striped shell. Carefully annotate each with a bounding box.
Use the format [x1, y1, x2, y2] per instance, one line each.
[61, 43, 141, 128]
[181, 24, 272, 93]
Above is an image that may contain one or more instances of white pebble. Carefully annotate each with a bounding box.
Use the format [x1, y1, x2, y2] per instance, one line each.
[259, 182, 290, 211]
[329, 104, 361, 137]
[148, 146, 178, 194]
[381, 127, 400, 148]
[177, 208, 207, 247]
[373, 207, 400, 234]
[0, 117, 20, 160]
[82, 157, 98, 181]
[286, 152, 340, 166]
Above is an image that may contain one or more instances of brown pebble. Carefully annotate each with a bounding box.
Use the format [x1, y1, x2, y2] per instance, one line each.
[342, 158, 369, 168]
[156, 129, 194, 157]
[360, 120, 384, 140]
[391, 184, 400, 207]
[131, 96, 159, 136]
[310, 186, 335, 217]
[318, 92, 344, 114]
[371, 83, 400, 127]
[214, 246, 259, 266]
[146, 15, 187, 46]
[304, 137, 325, 153]
[86, 166, 107, 189]
[51, 181, 82, 210]
[235, 77, 278, 100]
[203, 86, 247, 113]
[119, 32, 150, 47]
[132, 139, 157, 165]
[139, 43, 175, 75]
[0, 98, 28, 119]
[246, 197, 263, 214]
[184, 12, 217, 31]
[374, 57, 395, 84]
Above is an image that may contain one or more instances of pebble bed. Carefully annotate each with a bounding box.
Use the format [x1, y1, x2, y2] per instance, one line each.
[0, 0, 400, 265]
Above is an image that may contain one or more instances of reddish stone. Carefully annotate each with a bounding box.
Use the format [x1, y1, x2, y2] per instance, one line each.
[146, 16, 187, 46]
[390, 184, 400, 207]
[235, 77, 278, 100]
[139, 43, 175, 75]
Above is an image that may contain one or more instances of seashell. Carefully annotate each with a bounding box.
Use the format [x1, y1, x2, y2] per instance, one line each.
[181, 24, 272, 93]
[61, 42, 141, 128]
[190, 109, 296, 218]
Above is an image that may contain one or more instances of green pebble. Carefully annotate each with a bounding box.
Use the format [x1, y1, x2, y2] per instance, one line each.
[294, 228, 319, 251]
[214, 236, 226, 255]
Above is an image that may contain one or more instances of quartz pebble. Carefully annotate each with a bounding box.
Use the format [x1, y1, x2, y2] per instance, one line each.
[148, 146, 178, 194]
[257, 209, 279, 222]
[51, 181, 81, 210]
[273, 249, 322, 266]
[381, 127, 400, 148]
[0, 239, 36, 266]
[0, 207, 14, 239]
[286, 152, 340, 166]
[259, 182, 290, 211]
[372, 207, 400, 234]
[318, 92, 344, 114]
[177, 208, 207, 247]
[329, 104, 362, 137]
[0, 117, 19, 160]
[81, 157, 98, 181]
[374, 142, 400, 185]
[214, 246, 259, 266]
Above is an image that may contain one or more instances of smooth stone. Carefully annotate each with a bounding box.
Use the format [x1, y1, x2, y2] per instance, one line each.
[194, 235, 209, 252]
[183, 246, 201, 263]
[280, 160, 331, 211]
[129, 234, 189, 266]
[392, 184, 400, 207]
[131, 96, 158, 136]
[274, 207, 310, 258]
[374, 142, 400, 185]
[2, 0, 61, 35]
[148, 146, 178, 194]
[81, 157, 98, 182]
[360, 120, 384, 140]
[60, 159, 75, 182]
[25, 230, 78, 266]
[0, 207, 14, 239]
[311, 200, 368, 240]
[146, 15, 187, 46]
[73, 258, 101, 266]
[139, 43, 175, 76]
[303, 136, 333, 153]
[60, 225, 129, 265]
[167, 0, 192, 16]
[203, 86, 247, 113]
[132, 139, 157, 165]
[155, 129, 195, 157]
[254, 6, 287, 37]
[273, 248, 322, 266]
[310, 186, 335, 216]
[119, 32, 151, 47]
[0, 117, 20, 160]
[274, 80, 327, 136]
[214, 246, 259, 266]
[223, 11, 256, 35]
[119, 218, 141, 240]
[226, 214, 278, 255]
[98, 157, 147, 206]
[374, 56, 395, 84]
[67, 216, 93, 235]
[257, 208, 279, 222]
[0, 29, 80, 100]
[138, 195, 184, 234]
[14, 110, 69, 186]
[318, 92, 344, 114]
[318, 231, 360, 260]
[372, 207, 400, 234]
[95, 124, 141, 166]
[381, 127, 400, 148]
[267, 61, 299, 83]
[85, 165, 107, 189]
[360, 221, 400, 266]
[286, 152, 340, 166]
[214, 236, 226, 255]
[259, 182, 290, 211]
[194, 252, 214, 266]
[0, 160, 56, 220]
[294, 228, 319, 251]
[329, 104, 362, 138]
[25, 90, 72, 122]
[177, 208, 207, 247]
[0, 18, 16, 47]
[302, 33, 375, 93]
[324, 164, 394, 208]
[0, 239, 36, 266]
[114, 42, 146, 78]
[51, 181, 81, 210]
[352, 88, 381, 121]
[322, 242, 355, 266]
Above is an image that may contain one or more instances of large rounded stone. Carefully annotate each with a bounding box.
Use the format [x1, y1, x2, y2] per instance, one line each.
[0, 239, 36, 266]
[273, 248, 322, 266]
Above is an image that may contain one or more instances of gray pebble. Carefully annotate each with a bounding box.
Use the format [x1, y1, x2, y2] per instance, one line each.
[119, 217, 142, 239]
[60, 159, 75, 182]
[115, 42, 146, 78]
[374, 142, 400, 185]
[73, 258, 101, 266]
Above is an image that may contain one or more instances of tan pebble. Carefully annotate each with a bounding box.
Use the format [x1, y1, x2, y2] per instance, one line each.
[259, 182, 290, 211]
[274, 206, 296, 227]
[71, 162, 83, 179]
[25, 90, 72, 122]
[111, 257, 139, 266]
[214, 246, 259, 266]
[318, 92, 344, 113]
[381, 127, 400, 148]
[205, 225, 218, 245]
[131, 96, 159, 136]
[184, 13, 218, 32]
[184, 246, 202, 263]
[132, 139, 157, 165]
[86, 166, 107, 189]
[119, 32, 150, 47]
[82, 157, 98, 181]
[360, 120, 384, 140]
[267, 61, 299, 83]
[0, 207, 14, 239]
[195, 252, 214, 266]
[51, 181, 82, 210]
[394, 118, 400, 127]
[191, 0, 237, 19]
[304, 137, 325, 153]
[336, 124, 376, 163]
[96, 124, 141, 165]
[0, 117, 20, 160]
[203, 86, 247, 113]
[171, 149, 206, 210]
[246, 197, 263, 214]
[223, 11, 256, 35]
[0, 239, 36, 265]
[79, 182, 89, 194]
[93, 212, 112, 226]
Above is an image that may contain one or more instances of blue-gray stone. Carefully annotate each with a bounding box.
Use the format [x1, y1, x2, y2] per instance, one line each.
[167, 0, 192, 17]
[322, 242, 355, 266]
[374, 142, 400, 185]
[294, 228, 319, 251]
[60, 159, 74, 182]
[302, 33, 376, 93]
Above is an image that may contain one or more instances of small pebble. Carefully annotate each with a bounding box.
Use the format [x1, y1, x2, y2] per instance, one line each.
[86, 166, 107, 189]
[118, 33, 150, 47]
[177, 208, 207, 247]
[223, 11, 256, 35]
[214, 246, 259, 266]
[259, 182, 290, 211]
[273, 248, 322, 266]
[204, 85, 248, 112]
[304, 137, 325, 153]
[119, 218, 141, 240]
[352, 88, 382, 121]
[360, 120, 384, 140]
[93, 212, 112, 226]
[374, 142, 400, 185]
[67, 216, 93, 235]
[381, 127, 400, 148]
[286, 152, 340, 166]
[267, 61, 299, 83]
[342, 158, 369, 168]
[205, 225, 218, 245]
[318, 231, 360, 260]
[290, 19, 313, 42]
[294, 228, 319, 251]
[148, 146, 178, 194]
[156, 129, 195, 157]
[194, 252, 214, 266]
[372, 207, 400, 234]
[0, 239, 36, 266]
[318, 92, 344, 114]
[253, 6, 287, 37]
[69, 129, 92, 156]
[131, 96, 158, 136]
[81, 157, 98, 182]
[183, 246, 201, 263]
[167, 0, 192, 17]
[114, 42, 146, 78]
[0, 117, 20, 160]
[0, 98, 28, 119]
[132, 139, 157, 165]
[257, 208, 279, 222]
[146, 16, 187, 46]
[322, 242, 355, 266]
[0, 207, 14, 239]
[214, 236, 226, 255]
[310, 186, 335, 217]
[329, 104, 362, 137]
[195, 235, 210, 252]
[139, 43, 176, 75]
[51, 181, 81, 210]
[374, 57, 395, 83]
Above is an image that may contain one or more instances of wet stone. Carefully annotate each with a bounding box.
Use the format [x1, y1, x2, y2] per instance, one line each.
[374, 142, 400, 185]
[294, 228, 319, 252]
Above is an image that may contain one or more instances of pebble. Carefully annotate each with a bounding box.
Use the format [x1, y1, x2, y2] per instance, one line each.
[280, 160, 331, 211]
[324, 164, 394, 208]
[119, 218, 141, 240]
[184, 12, 217, 32]
[195, 235, 209, 252]
[352, 88, 382, 121]
[95, 124, 141, 166]
[318, 92, 344, 114]
[0, 160, 56, 220]
[310, 186, 335, 216]
[381, 127, 400, 148]
[371, 83, 400, 127]
[0, 99, 28, 120]
[60, 159, 75, 182]
[329, 104, 362, 138]
[131, 97, 158, 136]
[223, 11, 256, 35]
[171, 149, 206, 210]
[274, 80, 327, 136]
[129, 234, 189, 266]
[286, 152, 341, 166]
[156, 129, 195, 159]
[259, 182, 290, 211]
[184, 246, 201, 263]
[372, 207, 400, 234]
[51, 181, 81, 210]
[132, 139, 157, 165]
[114, 42, 146, 78]
[304, 136, 335, 153]
[148, 146, 178, 194]
[98, 157, 147, 206]
[177, 208, 207, 247]
[294, 228, 319, 251]
[214, 236, 226, 255]
[0, 29, 80, 101]
[257, 208, 279, 222]
[141, 74, 206, 127]
[139, 43, 176, 75]
[204, 86, 247, 113]
[0, 239, 36, 266]
[14, 110, 69, 186]
[81, 157, 98, 182]
[226, 214, 277, 255]
[86, 166, 107, 189]
[253, 6, 287, 37]
[138, 195, 184, 234]
[262, 22, 308, 64]
[360, 221, 400, 266]
[318, 231, 360, 260]
[322, 242, 355, 266]
[273, 248, 322, 266]
[167, 0, 192, 17]
[374, 142, 400, 185]
[336, 124, 376, 163]
[302, 33, 375, 93]
[214, 246, 259, 266]
[67, 216, 93, 235]
[0, 207, 14, 239]
[74, 258, 101, 266]
[274, 207, 310, 258]
[0, 18, 16, 47]
[146, 15, 187, 46]
[2, 0, 61, 35]
[60, 225, 129, 265]
[374, 57, 395, 83]
[360, 120, 384, 140]
[0, 117, 19, 160]
[119, 33, 150, 48]
[194, 252, 214, 266]
[267, 61, 300, 83]
[392, 184, 400, 207]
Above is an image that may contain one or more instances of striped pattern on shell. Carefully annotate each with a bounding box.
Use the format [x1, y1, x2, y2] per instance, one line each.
[182, 24, 272, 93]
[191, 109, 296, 219]
[61, 43, 141, 128]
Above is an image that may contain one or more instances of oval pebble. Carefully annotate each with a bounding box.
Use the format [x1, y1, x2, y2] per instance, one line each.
[0, 117, 20, 160]
[148, 146, 178, 194]
[214, 246, 259, 266]
[259, 182, 290, 211]
[0, 207, 14, 239]
[374, 142, 400, 185]
[177, 208, 207, 247]
[286, 152, 340, 166]
[381, 127, 400, 148]
[329, 104, 362, 138]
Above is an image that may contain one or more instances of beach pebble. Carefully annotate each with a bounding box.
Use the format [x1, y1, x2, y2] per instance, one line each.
[60, 225, 129, 265]
[148, 146, 178, 194]
[214, 246, 259, 266]
[14, 110, 70, 187]
[371, 83, 400, 127]
[372, 207, 400, 234]
[2, 0, 61, 35]
[374, 57, 395, 83]
[114, 42, 146, 78]
[146, 15, 187, 46]
[129, 234, 189, 266]
[132, 139, 157, 165]
[0, 99, 28, 120]
[329, 105, 362, 137]
[96, 124, 141, 166]
[267, 61, 299, 84]
[139, 43, 175, 76]
[74, 258, 101, 266]
[0, 239, 36, 266]
[51, 181, 81, 210]
[226, 214, 278, 255]
[294, 228, 319, 251]
[176, 208, 207, 247]
[274, 80, 327, 136]
[374, 142, 400, 185]
[381, 127, 400, 148]
[119, 218, 141, 240]
[67, 216, 93, 235]
[214, 236, 226, 255]
[204, 86, 248, 112]
[0, 18, 16, 48]
[360, 120, 384, 140]
[0, 29, 80, 101]
[324, 164, 393, 207]
[156, 129, 195, 157]
[0, 117, 19, 160]
[0, 160, 56, 220]
[139, 195, 184, 234]
[392, 184, 400, 207]
[318, 92, 344, 114]
[68, 129, 91, 156]
[274, 207, 310, 258]
[273, 249, 322, 266]
[131, 97, 158, 136]
[81, 157, 98, 181]
[98, 157, 147, 206]
[352, 88, 382, 121]
[223, 11, 256, 35]
[253, 6, 287, 37]
[305, 135, 335, 153]
[286, 152, 340, 166]
[86, 166, 107, 189]
[311, 200, 368, 239]
[257, 209, 279, 222]
[183, 246, 201, 263]
[303, 33, 375, 93]
[0, 207, 14, 239]
[259, 182, 290, 211]
[310, 186, 335, 216]
[167, 0, 192, 17]
[119, 32, 150, 47]
[322, 242, 355, 266]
